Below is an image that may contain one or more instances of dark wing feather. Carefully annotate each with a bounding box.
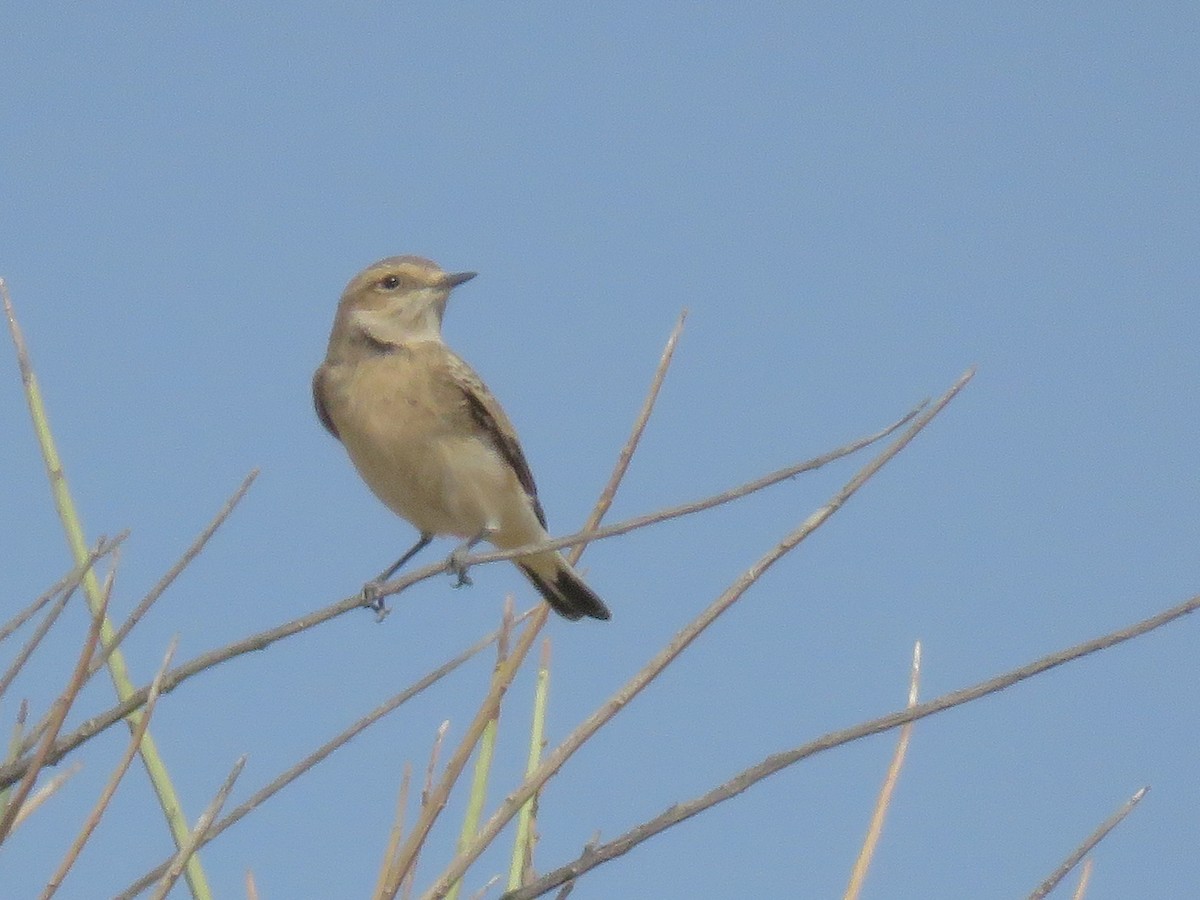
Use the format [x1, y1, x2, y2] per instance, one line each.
[458, 371, 547, 529]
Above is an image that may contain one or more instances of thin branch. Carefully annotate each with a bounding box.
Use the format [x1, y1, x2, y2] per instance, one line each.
[96, 470, 259, 674]
[381, 615, 545, 897]
[0, 564, 114, 845]
[1027, 787, 1149, 900]
[7, 762, 83, 835]
[0, 701, 29, 822]
[570, 310, 687, 565]
[447, 601, 516, 900]
[422, 722, 451, 813]
[3, 391, 919, 791]
[0, 534, 126, 645]
[42, 638, 179, 899]
[846, 641, 921, 900]
[374, 763, 413, 900]
[19, 547, 122, 755]
[117, 613, 529, 899]
[144, 756, 246, 900]
[386, 315, 693, 894]
[5, 279, 213, 897]
[468, 876, 500, 900]
[508, 601, 1192, 899]
[1071, 859, 1094, 900]
[433, 368, 973, 900]
[375, 396, 927, 600]
[400, 720, 451, 900]
[0, 574, 78, 705]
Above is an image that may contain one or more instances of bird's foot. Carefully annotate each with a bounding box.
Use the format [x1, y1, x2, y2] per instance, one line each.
[447, 529, 491, 588]
[361, 580, 392, 622]
[448, 548, 474, 588]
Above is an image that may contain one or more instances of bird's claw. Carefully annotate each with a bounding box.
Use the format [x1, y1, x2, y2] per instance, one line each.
[448, 549, 473, 588]
[361, 581, 392, 622]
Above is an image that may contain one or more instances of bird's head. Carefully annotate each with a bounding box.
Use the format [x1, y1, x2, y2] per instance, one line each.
[335, 255, 477, 347]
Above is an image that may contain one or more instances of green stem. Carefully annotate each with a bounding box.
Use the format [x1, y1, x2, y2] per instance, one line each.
[508, 639, 550, 892]
[5, 291, 212, 900]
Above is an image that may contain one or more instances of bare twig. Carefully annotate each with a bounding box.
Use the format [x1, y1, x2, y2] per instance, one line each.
[42, 638, 179, 899]
[5, 279, 213, 897]
[144, 755, 246, 900]
[117, 612, 530, 899]
[447, 601, 516, 900]
[375, 396, 926, 601]
[572, 310, 687, 565]
[19, 548, 122, 753]
[0, 537, 123, 708]
[1027, 787, 1148, 900]
[439, 369, 974, 900]
[7, 762, 82, 834]
[422, 723, 451, 813]
[1071, 859, 1094, 900]
[3, 390, 918, 794]
[468, 876, 500, 900]
[381, 616, 544, 897]
[508, 600, 1191, 899]
[0, 565, 114, 845]
[384, 315, 692, 894]
[375, 764, 413, 899]
[96, 470, 258, 674]
[0, 701, 29, 822]
[0, 575, 78, 705]
[0, 534, 126, 645]
[846, 641, 921, 900]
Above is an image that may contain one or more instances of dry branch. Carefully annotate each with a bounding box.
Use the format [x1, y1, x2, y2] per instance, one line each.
[434, 369, 974, 899]
[506, 598, 1194, 899]
[1027, 786, 1148, 900]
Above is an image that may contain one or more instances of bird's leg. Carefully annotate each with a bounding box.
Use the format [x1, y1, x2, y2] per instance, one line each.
[448, 529, 493, 588]
[362, 532, 433, 619]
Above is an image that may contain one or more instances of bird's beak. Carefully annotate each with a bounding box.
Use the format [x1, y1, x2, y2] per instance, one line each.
[444, 271, 477, 288]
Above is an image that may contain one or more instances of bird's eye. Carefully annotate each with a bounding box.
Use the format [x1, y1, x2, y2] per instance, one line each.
[378, 275, 402, 290]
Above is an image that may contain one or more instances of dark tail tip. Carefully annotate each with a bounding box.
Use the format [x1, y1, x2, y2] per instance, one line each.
[519, 563, 611, 622]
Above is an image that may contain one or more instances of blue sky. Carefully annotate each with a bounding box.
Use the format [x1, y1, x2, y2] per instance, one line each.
[2, 4, 1198, 898]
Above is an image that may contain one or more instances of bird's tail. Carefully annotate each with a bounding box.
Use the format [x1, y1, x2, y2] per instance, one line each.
[518, 551, 611, 621]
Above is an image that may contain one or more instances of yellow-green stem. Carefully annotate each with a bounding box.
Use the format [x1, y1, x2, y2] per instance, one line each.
[6, 293, 212, 899]
[446, 716, 499, 900]
[508, 639, 551, 892]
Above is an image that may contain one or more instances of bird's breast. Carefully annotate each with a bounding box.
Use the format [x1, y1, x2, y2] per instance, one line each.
[321, 356, 530, 539]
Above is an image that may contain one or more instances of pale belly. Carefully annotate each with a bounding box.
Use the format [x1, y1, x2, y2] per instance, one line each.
[337, 411, 542, 546]
[323, 355, 545, 546]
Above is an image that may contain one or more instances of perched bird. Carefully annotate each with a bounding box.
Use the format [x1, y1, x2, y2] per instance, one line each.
[313, 255, 611, 621]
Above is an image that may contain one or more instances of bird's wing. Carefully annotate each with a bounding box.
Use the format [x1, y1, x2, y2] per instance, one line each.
[312, 365, 341, 440]
[446, 355, 548, 529]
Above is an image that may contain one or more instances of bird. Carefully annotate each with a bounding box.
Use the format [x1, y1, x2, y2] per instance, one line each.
[312, 255, 611, 621]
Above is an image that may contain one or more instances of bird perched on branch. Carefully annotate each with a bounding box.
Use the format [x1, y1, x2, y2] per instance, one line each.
[313, 255, 611, 621]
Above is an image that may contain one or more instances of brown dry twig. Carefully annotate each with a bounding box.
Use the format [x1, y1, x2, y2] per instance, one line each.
[439, 369, 975, 900]
[143, 755, 246, 900]
[0, 564, 115, 845]
[10, 414, 856, 790]
[96, 470, 259, 674]
[1027, 786, 1149, 900]
[506, 600, 1191, 899]
[0, 534, 126, 646]
[0, 379, 917, 794]
[380, 312, 691, 893]
[41, 638, 179, 899]
[117, 610, 533, 899]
